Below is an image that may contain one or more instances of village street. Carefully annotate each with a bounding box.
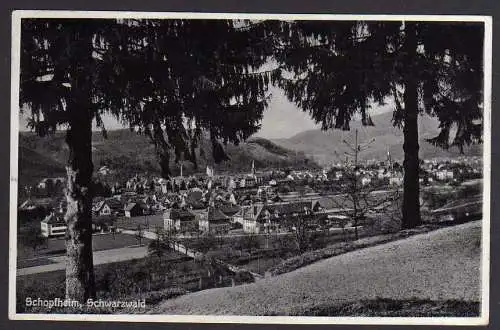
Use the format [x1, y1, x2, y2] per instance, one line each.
[151, 220, 482, 315]
[17, 245, 149, 276]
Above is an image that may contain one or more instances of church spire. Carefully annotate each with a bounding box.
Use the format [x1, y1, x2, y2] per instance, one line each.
[387, 148, 392, 170]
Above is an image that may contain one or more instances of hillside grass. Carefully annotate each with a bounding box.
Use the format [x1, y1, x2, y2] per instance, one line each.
[290, 298, 480, 317]
[150, 221, 481, 316]
[265, 224, 443, 277]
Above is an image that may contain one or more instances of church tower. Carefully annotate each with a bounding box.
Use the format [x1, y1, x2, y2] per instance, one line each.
[386, 148, 393, 170]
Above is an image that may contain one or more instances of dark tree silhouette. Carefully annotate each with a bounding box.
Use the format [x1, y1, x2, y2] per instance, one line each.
[20, 225, 47, 253]
[135, 224, 145, 246]
[18, 17, 484, 303]
[21, 18, 275, 300]
[113, 19, 277, 178]
[20, 19, 125, 301]
[148, 227, 168, 261]
[273, 21, 483, 229]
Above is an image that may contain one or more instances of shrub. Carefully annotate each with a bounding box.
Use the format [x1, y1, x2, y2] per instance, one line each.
[233, 271, 255, 284]
[17, 273, 65, 313]
[267, 224, 438, 277]
[297, 298, 480, 317]
[138, 287, 188, 305]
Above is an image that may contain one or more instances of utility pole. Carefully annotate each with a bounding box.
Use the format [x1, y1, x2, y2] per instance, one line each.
[354, 129, 358, 167]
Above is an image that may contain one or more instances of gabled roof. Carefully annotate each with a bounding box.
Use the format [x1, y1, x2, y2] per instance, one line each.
[92, 200, 106, 212]
[190, 200, 207, 210]
[41, 213, 65, 225]
[240, 205, 255, 219]
[187, 190, 203, 202]
[93, 196, 106, 204]
[21, 197, 53, 209]
[124, 202, 146, 211]
[270, 195, 283, 202]
[264, 201, 311, 217]
[19, 199, 37, 210]
[220, 204, 240, 216]
[124, 202, 136, 211]
[207, 207, 230, 223]
[103, 198, 123, 210]
[164, 208, 196, 221]
[312, 197, 339, 211]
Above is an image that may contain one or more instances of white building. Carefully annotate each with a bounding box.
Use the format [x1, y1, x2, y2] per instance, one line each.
[198, 207, 231, 234]
[389, 175, 404, 186]
[361, 176, 372, 186]
[436, 170, 454, 181]
[98, 166, 111, 176]
[163, 208, 197, 232]
[40, 213, 67, 237]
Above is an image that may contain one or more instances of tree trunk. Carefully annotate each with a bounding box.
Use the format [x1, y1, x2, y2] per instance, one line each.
[65, 107, 96, 301]
[158, 149, 171, 179]
[401, 23, 422, 229]
[152, 120, 171, 179]
[64, 30, 96, 302]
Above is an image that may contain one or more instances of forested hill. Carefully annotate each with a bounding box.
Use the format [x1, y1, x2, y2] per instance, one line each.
[18, 129, 319, 187]
[272, 112, 482, 166]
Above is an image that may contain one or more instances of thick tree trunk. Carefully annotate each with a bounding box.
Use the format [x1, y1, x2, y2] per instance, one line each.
[401, 23, 422, 229]
[64, 110, 95, 301]
[64, 30, 96, 302]
[152, 120, 171, 179]
[158, 150, 171, 179]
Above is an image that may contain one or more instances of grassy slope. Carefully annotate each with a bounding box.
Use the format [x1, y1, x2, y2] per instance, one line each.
[151, 221, 481, 315]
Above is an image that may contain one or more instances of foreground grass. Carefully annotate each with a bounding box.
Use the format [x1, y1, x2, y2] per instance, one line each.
[289, 298, 480, 317]
[17, 249, 257, 314]
[151, 221, 480, 316]
[266, 223, 452, 277]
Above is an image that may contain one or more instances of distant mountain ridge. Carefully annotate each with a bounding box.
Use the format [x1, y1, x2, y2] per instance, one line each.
[272, 112, 482, 166]
[18, 129, 319, 187]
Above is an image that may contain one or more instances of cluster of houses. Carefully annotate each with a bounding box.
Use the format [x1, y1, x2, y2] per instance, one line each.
[326, 154, 481, 187]
[162, 195, 354, 235]
[420, 157, 482, 183]
[164, 205, 239, 234]
[22, 156, 482, 238]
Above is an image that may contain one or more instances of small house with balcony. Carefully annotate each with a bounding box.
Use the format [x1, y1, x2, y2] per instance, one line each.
[40, 212, 67, 237]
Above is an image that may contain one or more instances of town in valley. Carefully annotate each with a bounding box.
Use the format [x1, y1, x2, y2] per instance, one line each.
[13, 16, 487, 319]
[17, 141, 483, 312]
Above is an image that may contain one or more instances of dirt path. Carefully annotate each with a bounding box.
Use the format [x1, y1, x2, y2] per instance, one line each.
[152, 221, 482, 315]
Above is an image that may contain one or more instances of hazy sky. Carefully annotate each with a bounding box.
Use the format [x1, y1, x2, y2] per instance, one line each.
[18, 85, 393, 139]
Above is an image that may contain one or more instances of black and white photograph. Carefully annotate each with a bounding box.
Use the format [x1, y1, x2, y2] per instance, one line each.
[9, 11, 491, 325]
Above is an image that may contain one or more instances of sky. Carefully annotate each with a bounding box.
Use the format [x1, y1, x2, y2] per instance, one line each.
[18, 86, 393, 139]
